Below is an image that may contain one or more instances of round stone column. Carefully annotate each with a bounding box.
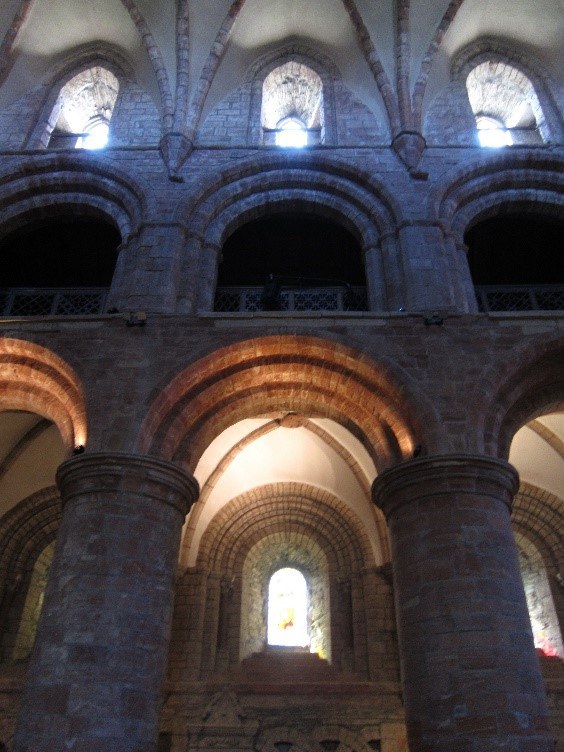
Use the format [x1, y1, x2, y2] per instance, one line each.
[14, 453, 199, 752]
[372, 454, 553, 752]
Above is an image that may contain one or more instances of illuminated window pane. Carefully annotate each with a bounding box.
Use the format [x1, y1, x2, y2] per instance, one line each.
[275, 118, 308, 148]
[476, 116, 511, 148]
[267, 567, 309, 647]
[79, 121, 109, 150]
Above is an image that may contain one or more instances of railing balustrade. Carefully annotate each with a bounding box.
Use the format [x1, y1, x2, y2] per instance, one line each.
[0, 288, 109, 317]
[214, 285, 368, 313]
[0, 285, 562, 317]
[474, 285, 564, 312]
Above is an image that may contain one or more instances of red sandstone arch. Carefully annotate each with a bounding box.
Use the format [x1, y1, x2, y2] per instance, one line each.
[512, 483, 563, 576]
[138, 335, 435, 473]
[196, 484, 376, 576]
[471, 336, 564, 458]
[0, 338, 87, 451]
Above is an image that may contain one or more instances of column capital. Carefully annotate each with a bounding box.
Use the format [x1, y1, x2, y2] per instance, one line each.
[372, 453, 519, 519]
[57, 452, 199, 518]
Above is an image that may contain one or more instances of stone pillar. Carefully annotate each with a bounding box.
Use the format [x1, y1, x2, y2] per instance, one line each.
[14, 453, 198, 752]
[372, 454, 553, 752]
[397, 224, 456, 311]
[107, 224, 187, 314]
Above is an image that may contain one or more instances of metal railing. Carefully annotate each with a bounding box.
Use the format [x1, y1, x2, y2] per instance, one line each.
[0, 288, 110, 317]
[0, 284, 561, 317]
[214, 285, 368, 313]
[474, 285, 564, 313]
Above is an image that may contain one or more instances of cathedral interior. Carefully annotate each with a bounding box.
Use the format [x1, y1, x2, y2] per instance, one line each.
[0, 0, 562, 750]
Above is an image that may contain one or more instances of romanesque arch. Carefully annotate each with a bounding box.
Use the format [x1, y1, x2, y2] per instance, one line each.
[0, 488, 61, 662]
[0, 338, 87, 451]
[176, 154, 403, 313]
[0, 153, 148, 241]
[138, 334, 437, 473]
[246, 43, 340, 146]
[475, 337, 564, 459]
[451, 38, 564, 145]
[23, 43, 136, 150]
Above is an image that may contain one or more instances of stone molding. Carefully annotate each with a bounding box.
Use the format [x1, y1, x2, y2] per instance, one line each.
[372, 453, 519, 518]
[57, 452, 199, 518]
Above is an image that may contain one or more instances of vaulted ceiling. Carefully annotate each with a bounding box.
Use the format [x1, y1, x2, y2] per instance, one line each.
[1, 0, 562, 134]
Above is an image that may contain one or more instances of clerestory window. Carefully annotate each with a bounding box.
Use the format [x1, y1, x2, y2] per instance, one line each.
[466, 61, 546, 147]
[475, 115, 512, 148]
[275, 117, 308, 148]
[262, 62, 323, 147]
[47, 66, 119, 150]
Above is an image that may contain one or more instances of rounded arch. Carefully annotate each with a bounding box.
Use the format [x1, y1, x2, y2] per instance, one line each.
[0, 487, 61, 662]
[512, 483, 563, 578]
[23, 42, 138, 150]
[195, 483, 377, 666]
[0, 153, 148, 241]
[196, 484, 376, 576]
[246, 41, 341, 146]
[138, 335, 437, 474]
[471, 337, 564, 458]
[0, 487, 60, 592]
[0, 338, 87, 451]
[177, 153, 403, 312]
[451, 37, 564, 144]
[181, 152, 401, 236]
[433, 152, 564, 244]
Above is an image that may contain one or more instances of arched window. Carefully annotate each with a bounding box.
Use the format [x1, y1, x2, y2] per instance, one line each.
[12, 541, 55, 660]
[516, 535, 563, 658]
[275, 117, 308, 148]
[262, 62, 323, 146]
[466, 61, 546, 146]
[475, 115, 511, 148]
[47, 66, 119, 150]
[267, 568, 309, 648]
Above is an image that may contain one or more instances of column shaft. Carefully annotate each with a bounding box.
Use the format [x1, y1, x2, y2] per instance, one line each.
[373, 454, 553, 752]
[14, 453, 198, 752]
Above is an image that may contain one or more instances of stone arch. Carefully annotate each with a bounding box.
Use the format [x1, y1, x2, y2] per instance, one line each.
[512, 485, 564, 659]
[246, 42, 340, 146]
[433, 152, 563, 242]
[194, 483, 377, 672]
[513, 483, 563, 577]
[0, 488, 61, 662]
[23, 42, 138, 149]
[138, 335, 437, 474]
[176, 153, 402, 313]
[431, 153, 563, 311]
[180, 416, 388, 570]
[0, 338, 87, 451]
[471, 336, 564, 458]
[197, 484, 374, 576]
[0, 153, 148, 242]
[451, 38, 564, 144]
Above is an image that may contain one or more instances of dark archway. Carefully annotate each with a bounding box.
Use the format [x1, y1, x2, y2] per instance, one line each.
[0, 215, 121, 316]
[465, 213, 564, 311]
[216, 212, 366, 312]
[0, 216, 120, 287]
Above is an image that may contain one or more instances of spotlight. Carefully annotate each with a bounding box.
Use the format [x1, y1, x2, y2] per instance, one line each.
[73, 445, 85, 455]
